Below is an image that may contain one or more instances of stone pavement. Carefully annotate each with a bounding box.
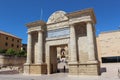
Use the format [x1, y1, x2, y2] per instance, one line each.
[0, 63, 120, 80]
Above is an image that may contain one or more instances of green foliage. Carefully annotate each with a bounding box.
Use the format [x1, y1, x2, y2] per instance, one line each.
[16, 50, 26, 57]
[6, 48, 15, 56]
[19, 50, 27, 56]
[0, 48, 26, 57]
[0, 49, 7, 54]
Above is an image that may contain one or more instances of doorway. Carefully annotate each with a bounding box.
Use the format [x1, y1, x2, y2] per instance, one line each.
[50, 45, 68, 73]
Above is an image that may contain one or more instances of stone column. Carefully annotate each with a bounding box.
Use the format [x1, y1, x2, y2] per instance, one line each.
[26, 32, 32, 64]
[69, 24, 77, 63]
[37, 30, 43, 64]
[87, 22, 96, 61]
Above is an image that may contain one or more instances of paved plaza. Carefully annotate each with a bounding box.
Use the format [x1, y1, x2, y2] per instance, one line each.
[0, 63, 120, 80]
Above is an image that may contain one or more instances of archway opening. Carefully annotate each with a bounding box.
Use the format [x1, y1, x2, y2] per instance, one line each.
[50, 45, 69, 74]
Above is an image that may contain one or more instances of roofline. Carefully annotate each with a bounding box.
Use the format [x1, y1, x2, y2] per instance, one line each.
[0, 30, 22, 40]
[26, 20, 46, 28]
[66, 8, 96, 24]
[100, 30, 120, 34]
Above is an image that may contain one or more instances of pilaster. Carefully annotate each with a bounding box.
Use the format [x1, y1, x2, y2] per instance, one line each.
[37, 30, 43, 64]
[26, 32, 32, 64]
[69, 24, 77, 63]
[87, 22, 96, 61]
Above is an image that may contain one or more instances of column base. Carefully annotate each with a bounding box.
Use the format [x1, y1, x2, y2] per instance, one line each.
[24, 63, 47, 75]
[68, 62, 79, 75]
[78, 61, 100, 75]
[68, 61, 100, 75]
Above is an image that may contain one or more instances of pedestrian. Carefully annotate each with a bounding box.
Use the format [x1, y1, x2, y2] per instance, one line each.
[63, 65, 66, 73]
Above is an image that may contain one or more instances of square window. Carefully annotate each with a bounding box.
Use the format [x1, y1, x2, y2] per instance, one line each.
[11, 44, 14, 47]
[5, 42, 8, 46]
[12, 38, 14, 41]
[6, 37, 8, 40]
[17, 40, 19, 42]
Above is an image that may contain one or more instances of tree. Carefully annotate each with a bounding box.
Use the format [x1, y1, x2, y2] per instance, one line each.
[16, 50, 26, 57]
[6, 48, 15, 56]
[0, 49, 6, 54]
[19, 50, 26, 56]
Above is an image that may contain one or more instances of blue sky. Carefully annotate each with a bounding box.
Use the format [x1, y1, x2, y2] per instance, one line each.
[0, 0, 120, 43]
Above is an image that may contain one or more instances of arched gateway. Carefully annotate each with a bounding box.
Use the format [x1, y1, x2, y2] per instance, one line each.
[24, 8, 100, 75]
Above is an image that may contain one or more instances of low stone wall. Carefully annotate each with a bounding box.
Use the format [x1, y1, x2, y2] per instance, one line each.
[0, 55, 26, 66]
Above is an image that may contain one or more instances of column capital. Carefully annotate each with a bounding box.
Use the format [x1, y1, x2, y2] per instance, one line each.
[37, 30, 44, 33]
[69, 24, 75, 27]
[27, 31, 32, 34]
[86, 21, 96, 32]
[85, 21, 95, 25]
[86, 21, 92, 23]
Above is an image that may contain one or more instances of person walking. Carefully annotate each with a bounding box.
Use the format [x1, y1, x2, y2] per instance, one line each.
[63, 65, 66, 73]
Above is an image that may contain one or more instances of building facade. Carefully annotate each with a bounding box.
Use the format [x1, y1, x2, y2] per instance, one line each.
[24, 9, 100, 75]
[21, 44, 27, 52]
[0, 30, 22, 51]
[97, 30, 120, 62]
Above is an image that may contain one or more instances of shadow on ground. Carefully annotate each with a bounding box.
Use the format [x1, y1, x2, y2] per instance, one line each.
[101, 67, 107, 73]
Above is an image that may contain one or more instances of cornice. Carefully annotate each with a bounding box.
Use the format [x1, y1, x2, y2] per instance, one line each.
[66, 8, 96, 24]
[0, 30, 21, 39]
[26, 20, 46, 28]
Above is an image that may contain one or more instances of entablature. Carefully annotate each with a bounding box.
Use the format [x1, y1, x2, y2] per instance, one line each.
[27, 26, 43, 33]
[47, 8, 96, 31]
[26, 20, 46, 33]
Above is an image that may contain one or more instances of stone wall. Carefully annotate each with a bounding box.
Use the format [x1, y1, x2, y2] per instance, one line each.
[97, 30, 120, 57]
[0, 55, 26, 66]
[97, 30, 120, 62]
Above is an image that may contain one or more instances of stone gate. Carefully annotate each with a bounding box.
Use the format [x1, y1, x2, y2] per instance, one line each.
[24, 8, 100, 75]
